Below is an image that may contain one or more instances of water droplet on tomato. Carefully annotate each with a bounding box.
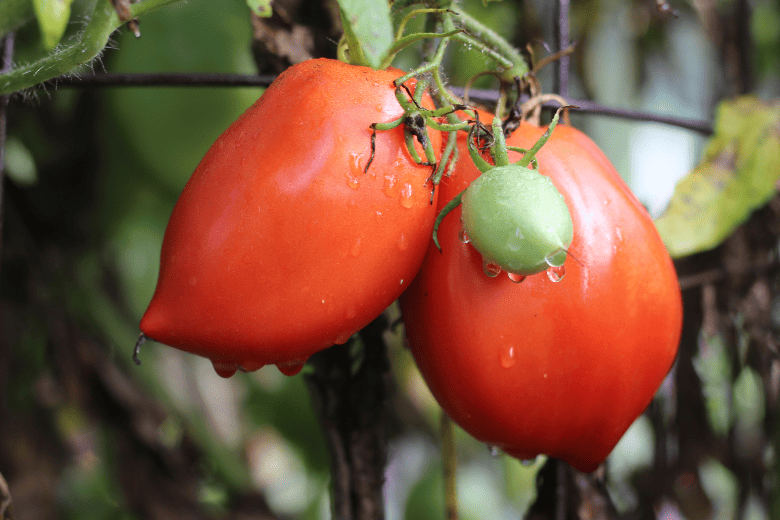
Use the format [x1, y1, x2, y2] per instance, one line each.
[345, 153, 364, 189]
[547, 264, 565, 282]
[346, 174, 360, 190]
[383, 174, 397, 197]
[500, 345, 517, 368]
[239, 361, 264, 372]
[334, 331, 353, 345]
[615, 226, 623, 242]
[459, 228, 470, 244]
[487, 445, 500, 457]
[507, 272, 526, 284]
[482, 260, 501, 278]
[397, 233, 408, 251]
[400, 183, 414, 208]
[350, 238, 362, 257]
[276, 360, 305, 376]
[212, 362, 238, 378]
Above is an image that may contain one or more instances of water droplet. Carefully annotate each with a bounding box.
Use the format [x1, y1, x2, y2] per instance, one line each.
[400, 183, 414, 208]
[212, 362, 238, 378]
[239, 361, 264, 372]
[500, 345, 517, 368]
[521, 457, 538, 466]
[383, 174, 397, 198]
[544, 249, 567, 267]
[350, 238, 362, 257]
[345, 153, 364, 189]
[547, 264, 565, 282]
[346, 174, 360, 189]
[334, 331, 353, 345]
[459, 228, 470, 244]
[397, 233, 408, 251]
[487, 445, 501, 457]
[615, 226, 623, 242]
[507, 272, 526, 284]
[483, 260, 502, 277]
[276, 360, 305, 376]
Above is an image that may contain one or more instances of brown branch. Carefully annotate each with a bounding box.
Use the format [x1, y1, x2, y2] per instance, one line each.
[304, 314, 391, 520]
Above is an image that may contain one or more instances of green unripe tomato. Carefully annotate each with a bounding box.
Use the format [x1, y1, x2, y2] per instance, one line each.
[461, 165, 573, 276]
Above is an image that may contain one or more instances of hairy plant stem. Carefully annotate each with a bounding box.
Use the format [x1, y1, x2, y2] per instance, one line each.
[450, 6, 529, 79]
[0, 0, 182, 95]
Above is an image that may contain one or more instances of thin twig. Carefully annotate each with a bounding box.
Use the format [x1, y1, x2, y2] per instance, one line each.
[553, 0, 570, 97]
[441, 412, 458, 520]
[0, 33, 16, 281]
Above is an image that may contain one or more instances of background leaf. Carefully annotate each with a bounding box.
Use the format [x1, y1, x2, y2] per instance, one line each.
[336, 0, 393, 69]
[655, 97, 780, 258]
[245, 0, 272, 18]
[32, 0, 73, 49]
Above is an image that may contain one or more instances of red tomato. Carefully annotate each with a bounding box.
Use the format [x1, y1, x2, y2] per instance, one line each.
[141, 59, 440, 378]
[400, 114, 682, 472]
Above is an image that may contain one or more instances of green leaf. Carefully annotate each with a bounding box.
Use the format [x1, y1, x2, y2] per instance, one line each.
[245, 0, 271, 17]
[337, 0, 393, 69]
[655, 97, 780, 258]
[33, 0, 73, 50]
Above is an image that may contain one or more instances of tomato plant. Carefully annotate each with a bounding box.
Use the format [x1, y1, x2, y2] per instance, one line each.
[140, 58, 440, 378]
[400, 114, 682, 472]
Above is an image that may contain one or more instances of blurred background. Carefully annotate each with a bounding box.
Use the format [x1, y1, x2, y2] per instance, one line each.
[1, 0, 779, 518]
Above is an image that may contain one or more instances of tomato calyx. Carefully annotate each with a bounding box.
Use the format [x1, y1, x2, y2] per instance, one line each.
[366, 78, 473, 201]
[432, 109, 574, 278]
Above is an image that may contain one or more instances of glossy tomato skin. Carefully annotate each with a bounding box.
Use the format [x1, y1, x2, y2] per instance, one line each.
[141, 58, 440, 377]
[401, 116, 682, 472]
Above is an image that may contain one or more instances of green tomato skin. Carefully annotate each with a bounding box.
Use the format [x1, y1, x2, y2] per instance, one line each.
[461, 165, 574, 275]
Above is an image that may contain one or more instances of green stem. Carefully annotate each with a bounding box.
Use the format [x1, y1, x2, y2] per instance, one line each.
[517, 107, 563, 168]
[491, 117, 510, 167]
[432, 190, 464, 251]
[379, 29, 462, 70]
[441, 411, 459, 520]
[450, 6, 529, 79]
[337, 8, 370, 67]
[0, 0, 185, 95]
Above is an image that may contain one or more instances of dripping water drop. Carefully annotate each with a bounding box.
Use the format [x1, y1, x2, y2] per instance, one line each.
[459, 228, 470, 244]
[483, 260, 501, 278]
[212, 362, 238, 378]
[547, 264, 565, 282]
[520, 456, 538, 466]
[507, 272, 526, 284]
[276, 360, 305, 376]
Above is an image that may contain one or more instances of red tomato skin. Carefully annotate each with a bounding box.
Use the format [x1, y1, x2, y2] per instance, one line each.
[401, 117, 682, 472]
[141, 58, 440, 375]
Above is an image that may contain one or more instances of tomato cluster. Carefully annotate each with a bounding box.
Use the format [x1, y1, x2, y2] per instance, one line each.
[140, 61, 682, 471]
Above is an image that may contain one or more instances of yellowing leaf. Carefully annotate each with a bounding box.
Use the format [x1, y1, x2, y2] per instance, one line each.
[246, 0, 272, 17]
[655, 97, 780, 258]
